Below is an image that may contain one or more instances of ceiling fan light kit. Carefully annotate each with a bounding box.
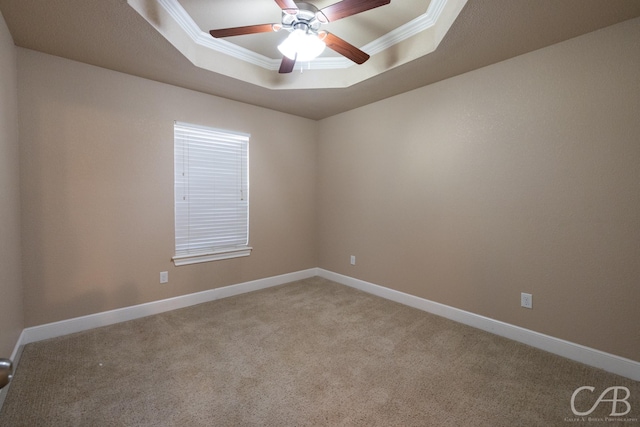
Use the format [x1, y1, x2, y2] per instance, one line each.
[209, 0, 391, 73]
[278, 28, 326, 62]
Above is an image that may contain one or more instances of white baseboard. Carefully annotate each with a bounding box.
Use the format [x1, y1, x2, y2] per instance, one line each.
[317, 269, 640, 382]
[10, 330, 24, 362]
[9, 267, 639, 383]
[20, 268, 318, 346]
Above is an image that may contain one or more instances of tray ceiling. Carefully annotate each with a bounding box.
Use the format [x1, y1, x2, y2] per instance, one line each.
[129, 0, 467, 89]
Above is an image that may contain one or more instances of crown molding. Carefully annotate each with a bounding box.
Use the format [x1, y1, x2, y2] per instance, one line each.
[362, 0, 447, 55]
[157, 0, 278, 69]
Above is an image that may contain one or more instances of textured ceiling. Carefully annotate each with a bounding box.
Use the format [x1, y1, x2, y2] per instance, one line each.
[1, 0, 639, 119]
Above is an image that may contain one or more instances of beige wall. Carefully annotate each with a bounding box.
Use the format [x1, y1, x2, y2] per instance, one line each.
[18, 49, 318, 327]
[10, 15, 640, 363]
[0, 11, 23, 358]
[317, 18, 640, 361]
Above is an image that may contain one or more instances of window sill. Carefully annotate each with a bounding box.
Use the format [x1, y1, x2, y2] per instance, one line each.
[172, 246, 252, 266]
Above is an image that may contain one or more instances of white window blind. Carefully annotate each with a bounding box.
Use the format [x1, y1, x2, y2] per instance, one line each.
[173, 121, 251, 266]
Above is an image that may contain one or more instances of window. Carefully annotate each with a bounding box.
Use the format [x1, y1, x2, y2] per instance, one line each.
[173, 121, 251, 266]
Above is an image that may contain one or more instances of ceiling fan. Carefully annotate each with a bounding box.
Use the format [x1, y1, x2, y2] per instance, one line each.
[209, 0, 391, 73]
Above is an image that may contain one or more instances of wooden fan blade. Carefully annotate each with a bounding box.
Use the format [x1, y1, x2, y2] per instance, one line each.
[274, 0, 298, 13]
[324, 32, 370, 64]
[279, 55, 296, 73]
[318, 0, 390, 23]
[210, 24, 276, 38]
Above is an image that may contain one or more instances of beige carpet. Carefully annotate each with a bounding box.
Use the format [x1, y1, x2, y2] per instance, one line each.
[0, 277, 638, 426]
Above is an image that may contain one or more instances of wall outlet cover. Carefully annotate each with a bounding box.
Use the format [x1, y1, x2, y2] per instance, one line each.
[521, 292, 532, 309]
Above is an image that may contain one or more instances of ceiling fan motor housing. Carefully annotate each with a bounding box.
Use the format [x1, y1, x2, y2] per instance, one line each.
[282, 2, 325, 34]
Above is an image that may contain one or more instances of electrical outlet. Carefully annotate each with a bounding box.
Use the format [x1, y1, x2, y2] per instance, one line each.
[350, 255, 356, 265]
[521, 292, 532, 309]
[160, 271, 168, 284]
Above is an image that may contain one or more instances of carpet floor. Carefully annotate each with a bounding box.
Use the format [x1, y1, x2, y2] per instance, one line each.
[0, 277, 638, 426]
